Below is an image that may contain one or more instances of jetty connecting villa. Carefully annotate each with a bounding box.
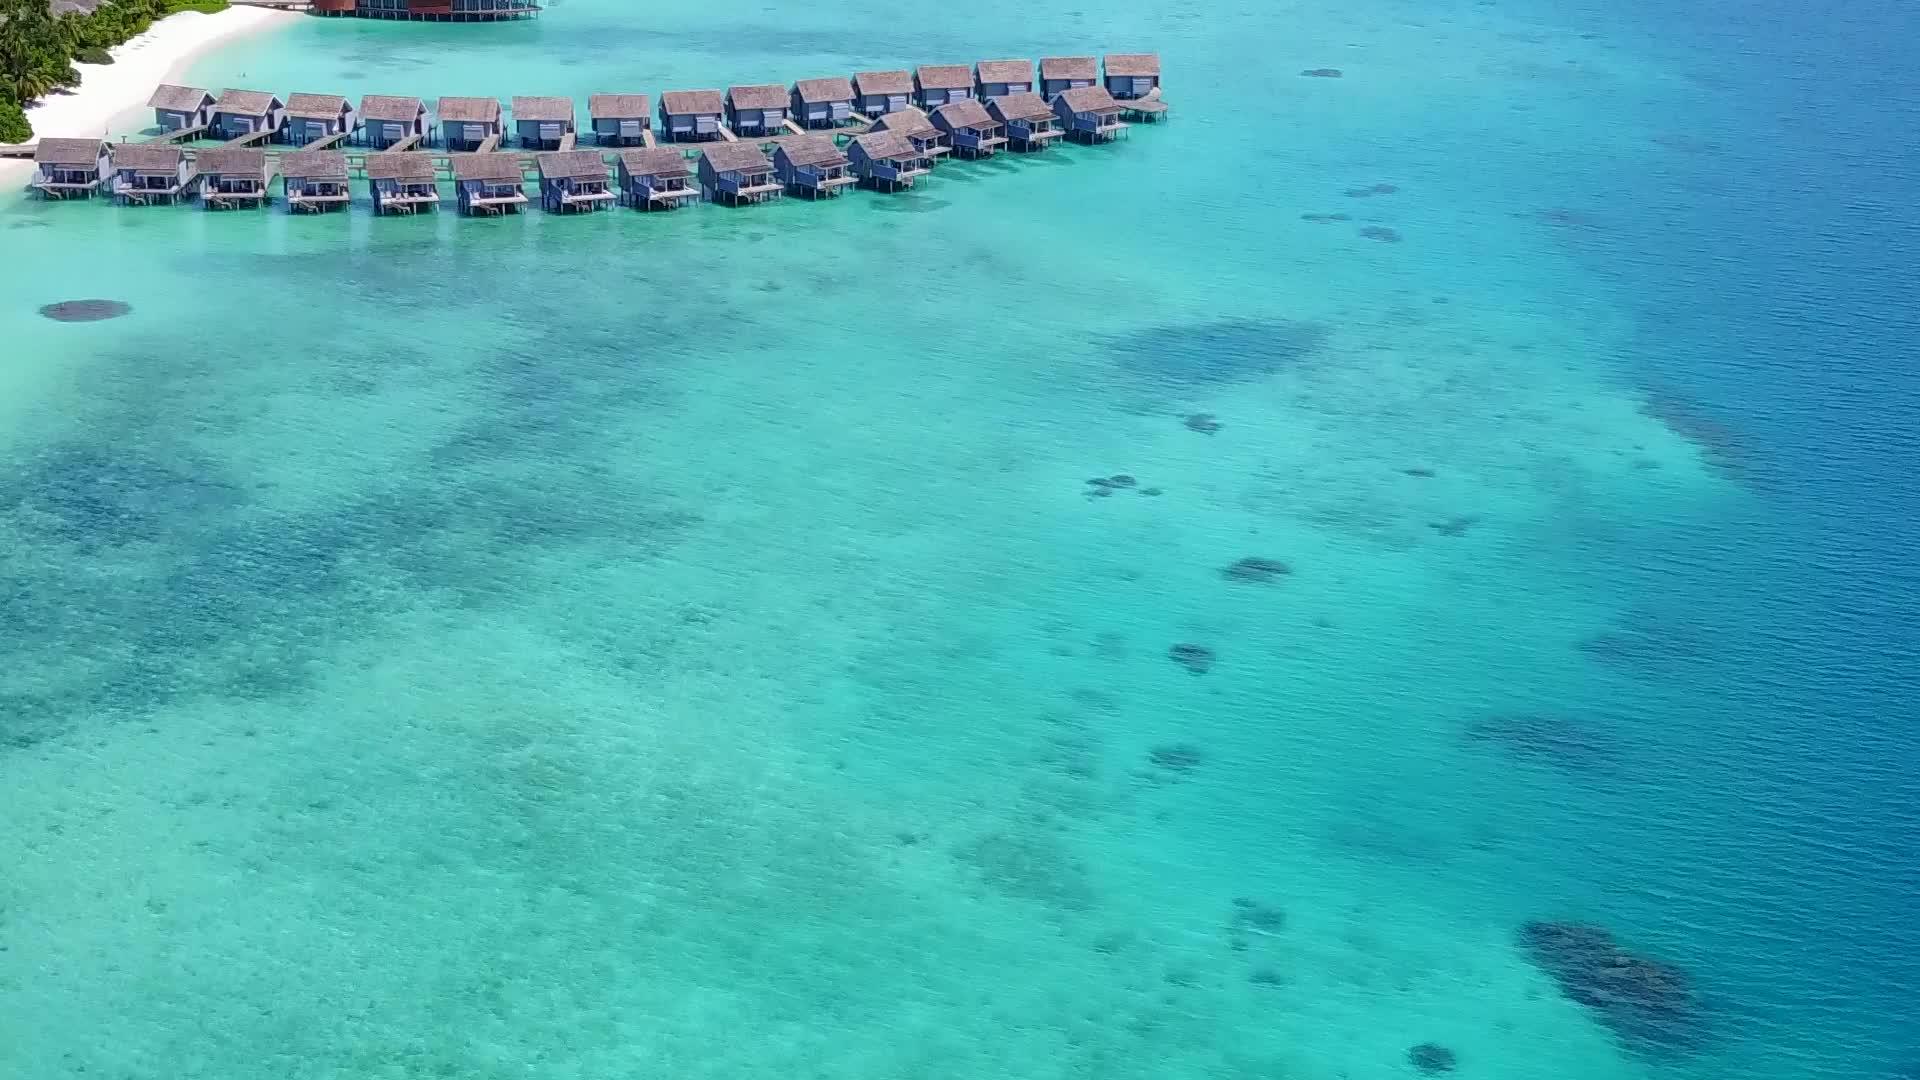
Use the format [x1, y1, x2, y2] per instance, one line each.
[7, 55, 1167, 215]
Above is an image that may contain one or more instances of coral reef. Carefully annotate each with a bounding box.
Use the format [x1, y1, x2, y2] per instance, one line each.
[1465, 713, 1617, 773]
[1402, 467, 1435, 478]
[1104, 318, 1330, 385]
[1300, 68, 1343, 77]
[1147, 743, 1204, 772]
[1345, 183, 1400, 198]
[1360, 226, 1404, 243]
[1184, 413, 1223, 434]
[1518, 921, 1702, 1051]
[1168, 643, 1214, 674]
[1408, 1043, 1457, 1074]
[1221, 557, 1290, 583]
[39, 299, 132, 322]
[1301, 212, 1353, 223]
[1428, 515, 1479, 537]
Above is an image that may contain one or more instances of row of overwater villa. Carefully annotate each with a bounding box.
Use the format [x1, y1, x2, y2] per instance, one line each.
[14, 55, 1166, 215]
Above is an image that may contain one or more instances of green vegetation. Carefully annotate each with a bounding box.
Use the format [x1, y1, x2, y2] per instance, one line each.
[0, 0, 230, 139]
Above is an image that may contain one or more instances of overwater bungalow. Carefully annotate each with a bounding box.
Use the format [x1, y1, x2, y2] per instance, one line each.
[197, 147, 274, 209]
[616, 147, 695, 209]
[512, 96, 576, 150]
[771, 135, 853, 198]
[869, 106, 949, 158]
[109, 143, 191, 205]
[359, 95, 428, 148]
[148, 84, 214, 132]
[588, 94, 651, 145]
[852, 70, 912, 116]
[451, 152, 528, 215]
[1052, 85, 1128, 143]
[659, 90, 725, 142]
[209, 90, 287, 142]
[974, 59, 1034, 101]
[535, 150, 614, 212]
[281, 149, 351, 213]
[697, 142, 781, 206]
[1039, 56, 1097, 101]
[1103, 53, 1161, 99]
[931, 99, 1005, 159]
[312, 0, 539, 18]
[283, 93, 356, 146]
[30, 138, 110, 199]
[438, 97, 503, 151]
[844, 130, 929, 192]
[913, 65, 973, 110]
[366, 152, 441, 214]
[725, 84, 789, 138]
[987, 92, 1059, 151]
[790, 77, 855, 129]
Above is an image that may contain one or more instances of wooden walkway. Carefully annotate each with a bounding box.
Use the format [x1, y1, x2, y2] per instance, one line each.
[557, 132, 576, 151]
[149, 125, 207, 144]
[0, 143, 36, 159]
[222, 128, 275, 147]
[475, 133, 501, 153]
[295, 130, 349, 151]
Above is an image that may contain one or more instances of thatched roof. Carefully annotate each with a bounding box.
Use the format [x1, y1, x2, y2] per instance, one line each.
[660, 89, 724, 115]
[1039, 56, 1097, 80]
[987, 91, 1051, 123]
[285, 93, 347, 120]
[196, 147, 270, 179]
[437, 97, 501, 123]
[282, 149, 349, 180]
[450, 153, 523, 181]
[869, 106, 934, 138]
[975, 59, 1032, 84]
[588, 93, 650, 119]
[700, 142, 772, 174]
[848, 130, 917, 162]
[1057, 85, 1122, 114]
[512, 96, 574, 123]
[213, 89, 280, 117]
[360, 95, 425, 122]
[915, 64, 972, 90]
[852, 70, 911, 96]
[34, 138, 104, 166]
[792, 77, 854, 104]
[110, 143, 181, 171]
[536, 150, 607, 179]
[727, 84, 787, 111]
[365, 151, 436, 181]
[1104, 53, 1161, 77]
[617, 147, 690, 179]
[147, 84, 211, 112]
[932, 98, 993, 130]
[772, 134, 846, 168]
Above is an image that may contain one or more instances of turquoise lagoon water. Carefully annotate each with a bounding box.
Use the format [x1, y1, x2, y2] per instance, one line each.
[3, 0, 1917, 1076]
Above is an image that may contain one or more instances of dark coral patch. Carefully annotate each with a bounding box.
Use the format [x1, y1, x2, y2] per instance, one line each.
[1222, 557, 1290, 583]
[1639, 391, 1754, 481]
[1147, 743, 1204, 772]
[40, 299, 132, 322]
[1301, 212, 1353, 223]
[1465, 713, 1618, 773]
[1104, 318, 1330, 386]
[1427, 514, 1480, 537]
[1168, 643, 1214, 674]
[1408, 1043, 1457, 1074]
[1344, 183, 1400, 198]
[1518, 921, 1702, 1052]
[1300, 67, 1344, 78]
[1184, 413, 1223, 434]
[1360, 226, 1404, 243]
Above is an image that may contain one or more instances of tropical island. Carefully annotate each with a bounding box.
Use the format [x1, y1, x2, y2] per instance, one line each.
[0, 0, 232, 141]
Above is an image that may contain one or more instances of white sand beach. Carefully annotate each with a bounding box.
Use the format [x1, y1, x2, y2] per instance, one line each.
[2, 7, 294, 182]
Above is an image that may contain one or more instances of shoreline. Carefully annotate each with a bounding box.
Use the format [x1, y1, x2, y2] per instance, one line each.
[1, 7, 297, 186]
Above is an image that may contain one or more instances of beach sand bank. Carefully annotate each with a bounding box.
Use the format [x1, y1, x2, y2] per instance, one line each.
[2, 7, 296, 183]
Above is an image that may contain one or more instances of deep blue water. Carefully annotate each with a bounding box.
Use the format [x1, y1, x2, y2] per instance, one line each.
[1520, 0, 1920, 1071]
